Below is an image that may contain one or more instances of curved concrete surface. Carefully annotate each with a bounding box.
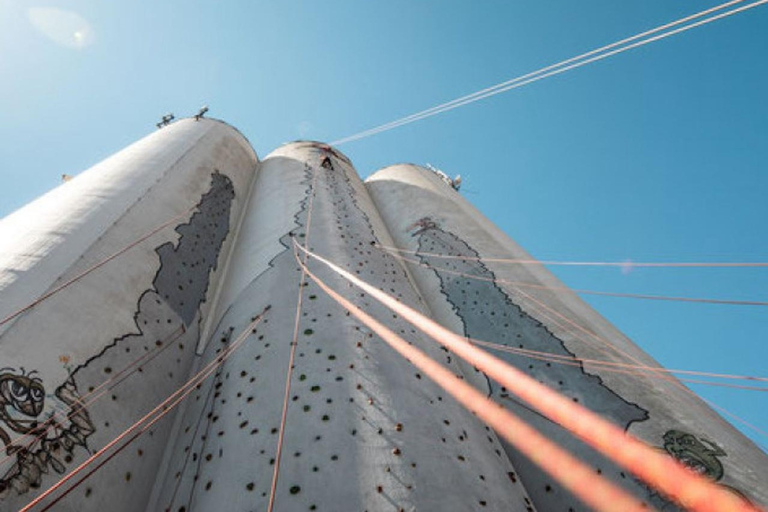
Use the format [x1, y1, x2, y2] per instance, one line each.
[150, 142, 535, 512]
[0, 118, 257, 511]
[366, 163, 768, 511]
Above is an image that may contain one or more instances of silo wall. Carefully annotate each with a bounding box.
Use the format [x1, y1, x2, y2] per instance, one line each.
[365, 164, 768, 510]
[0, 118, 258, 511]
[150, 143, 535, 512]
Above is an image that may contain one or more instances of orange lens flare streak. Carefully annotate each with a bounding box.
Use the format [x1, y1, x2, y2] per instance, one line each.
[296, 242, 760, 512]
[295, 249, 649, 512]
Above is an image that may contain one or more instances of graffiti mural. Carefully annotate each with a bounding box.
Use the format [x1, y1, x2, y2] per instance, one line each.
[0, 368, 94, 494]
[639, 429, 751, 509]
[663, 429, 726, 481]
[0, 369, 46, 435]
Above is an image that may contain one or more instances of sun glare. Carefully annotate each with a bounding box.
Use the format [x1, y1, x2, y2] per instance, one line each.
[28, 7, 94, 49]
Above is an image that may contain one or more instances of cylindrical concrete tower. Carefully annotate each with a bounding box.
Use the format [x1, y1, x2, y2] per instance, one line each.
[2, 125, 766, 511]
[365, 164, 768, 510]
[0, 118, 257, 510]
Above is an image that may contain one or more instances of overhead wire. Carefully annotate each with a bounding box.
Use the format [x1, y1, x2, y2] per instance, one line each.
[376, 243, 768, 269]
[295, 241, 759, 511]
[386, 250, 768, 307]
[331, 0, 768, 145]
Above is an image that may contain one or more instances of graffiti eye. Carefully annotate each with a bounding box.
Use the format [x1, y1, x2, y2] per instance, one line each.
[9, 381, 28, 402]
[29, 386, 44, 403]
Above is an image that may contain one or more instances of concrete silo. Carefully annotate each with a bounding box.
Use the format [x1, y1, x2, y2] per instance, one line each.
[365, 164, 768, 510]
[0, 118, 257, 510]
[149, 142, 534, 512]
[1, 122, 766, 511]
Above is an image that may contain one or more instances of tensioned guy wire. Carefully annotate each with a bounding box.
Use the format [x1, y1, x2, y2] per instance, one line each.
[331, 0, 768, 145]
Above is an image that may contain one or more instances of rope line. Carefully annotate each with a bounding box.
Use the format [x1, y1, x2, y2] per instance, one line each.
[19, 309, 268, 512]
[295, 241, 759, 512]
[331, 0, 768, 145]
[384, 239, 768, 393]
[506, 283, 768, 444]
[332, 0, 746, 143]
[388, 250, 768, 307]
[385, 246, 768, 431]
[468, 336, 768, 383]
[377, 243, 768, 269]
[469, 338, 768, 392]
[703, 398, 768, 449]
[267, 159, 321, 512]
[383, 241, 768, 442]
[166, 359, 223, 509]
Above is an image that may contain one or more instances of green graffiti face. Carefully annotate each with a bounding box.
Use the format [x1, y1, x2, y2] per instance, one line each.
[663, 429, 726, 481]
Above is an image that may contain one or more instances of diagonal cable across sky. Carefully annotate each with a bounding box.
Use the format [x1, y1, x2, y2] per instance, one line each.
[332, 0, 768, 145]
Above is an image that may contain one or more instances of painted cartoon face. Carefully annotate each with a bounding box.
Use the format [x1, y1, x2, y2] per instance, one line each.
[663, 429, 725, 481]
[0, 373, 45, 430]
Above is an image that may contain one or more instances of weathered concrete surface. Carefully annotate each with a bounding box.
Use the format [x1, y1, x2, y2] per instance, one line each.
[365, 164, 768, 511]
[0, 119, 257, 511]
[150, 143, 535, 512]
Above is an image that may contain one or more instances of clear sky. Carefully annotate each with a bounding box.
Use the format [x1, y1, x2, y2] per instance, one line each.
[0, 1, 766, 451]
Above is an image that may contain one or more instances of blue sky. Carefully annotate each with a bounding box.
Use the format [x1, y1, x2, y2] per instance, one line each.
[0, 1, 766, 451]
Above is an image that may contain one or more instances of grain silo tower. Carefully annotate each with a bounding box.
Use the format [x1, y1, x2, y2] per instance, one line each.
[0, 119, 765, 511]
